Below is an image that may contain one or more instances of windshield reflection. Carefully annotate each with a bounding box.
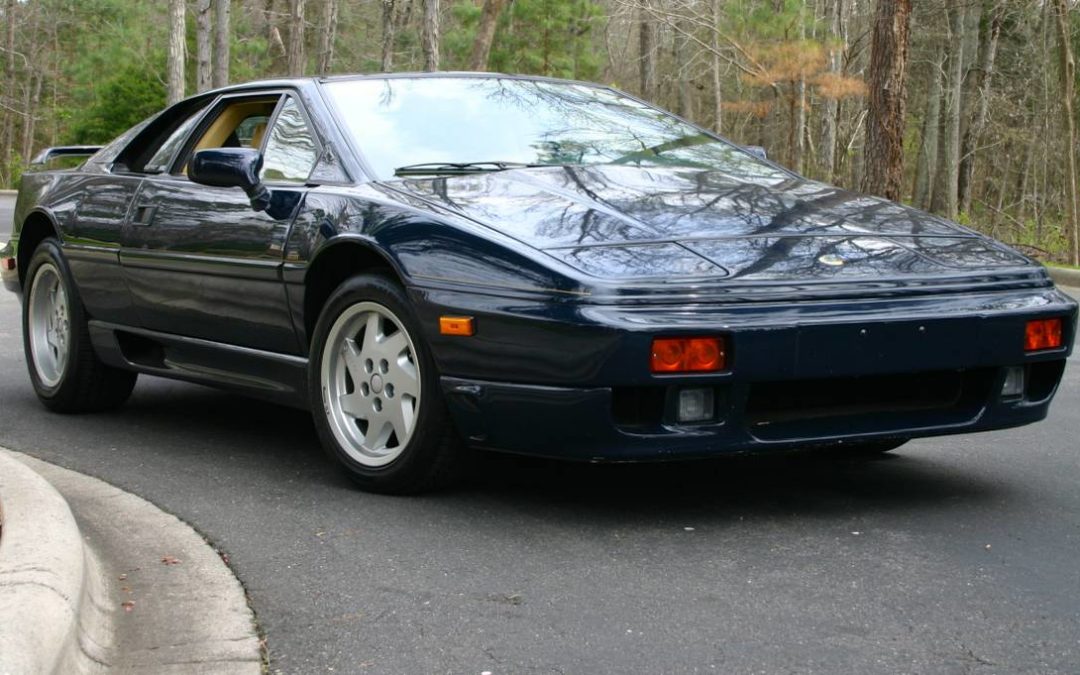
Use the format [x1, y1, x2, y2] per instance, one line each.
[324, 77, 787, 182]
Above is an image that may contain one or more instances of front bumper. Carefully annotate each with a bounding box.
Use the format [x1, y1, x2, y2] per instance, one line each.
[442, 363, 1063, 460]
[431, 287, 1077, 460]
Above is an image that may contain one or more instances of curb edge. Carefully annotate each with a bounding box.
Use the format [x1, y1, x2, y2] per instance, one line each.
[0, 450, 92, 675]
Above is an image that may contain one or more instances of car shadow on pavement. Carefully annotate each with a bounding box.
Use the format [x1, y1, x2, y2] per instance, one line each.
[454, 446, 1008, 523]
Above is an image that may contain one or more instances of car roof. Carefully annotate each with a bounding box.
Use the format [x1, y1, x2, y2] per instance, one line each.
[190, 71, 609, 100]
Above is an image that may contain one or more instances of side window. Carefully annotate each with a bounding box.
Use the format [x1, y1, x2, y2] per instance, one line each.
[143, 107, 207, 174]
[261, 97, 319, 184]
[177, 97, 280, 173]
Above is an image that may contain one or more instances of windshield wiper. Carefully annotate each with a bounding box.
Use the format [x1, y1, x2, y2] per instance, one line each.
[393, 161, 549, 177]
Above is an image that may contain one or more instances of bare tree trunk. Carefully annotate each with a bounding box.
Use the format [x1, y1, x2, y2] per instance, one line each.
[20, 69, 41, 160]
[711, 0, 722, 134]
[1, 0, 17, 179]
[792, 0, 807, 173]
[317, 0, 339, 74]
[1053, 0, 1079, 265]
[638, 6, 657, 101]
[167, 0, 186, 105]
[931, 4, 965, 218]
[1017, 137, 1033, 223]
[861, 0, 912, 201]
[913, 43, 943, 209]
[958, 1, 1001, 214]
[380, 0, 396, 72]
[421, 0, 440, 71]
[213, 0, 231, 87]
[674, 18, 693, 119]
[819, 0, 844, 182]
[468, 0, 508, 71]
[287, 0, 306, 76]
[195, 0, 213, 92]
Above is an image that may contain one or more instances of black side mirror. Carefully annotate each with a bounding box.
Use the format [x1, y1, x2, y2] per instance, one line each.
[744, 145, 768, 161]
[190, 148, 270, 212]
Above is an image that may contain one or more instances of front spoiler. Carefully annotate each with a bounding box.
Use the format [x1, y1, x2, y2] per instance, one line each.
[441, 365, 1061, 461]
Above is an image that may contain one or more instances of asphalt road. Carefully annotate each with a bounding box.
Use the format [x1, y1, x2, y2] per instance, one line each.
[2, 193, 1079, 673]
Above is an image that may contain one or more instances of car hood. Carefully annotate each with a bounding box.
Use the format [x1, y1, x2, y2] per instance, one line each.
[385, 164, 1031, 282]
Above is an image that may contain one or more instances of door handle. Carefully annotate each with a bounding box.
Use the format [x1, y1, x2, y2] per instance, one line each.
[132, 203, 157, 226]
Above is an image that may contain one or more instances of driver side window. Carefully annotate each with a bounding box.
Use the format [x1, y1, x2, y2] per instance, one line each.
[176, 96, 280, 174]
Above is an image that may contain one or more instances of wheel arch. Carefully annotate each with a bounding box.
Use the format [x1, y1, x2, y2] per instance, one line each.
[303, 238, 406, 348]
[17, 210, 63, 286]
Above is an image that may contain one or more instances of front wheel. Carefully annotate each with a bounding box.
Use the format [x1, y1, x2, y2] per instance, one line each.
[308, 274, 463, 493]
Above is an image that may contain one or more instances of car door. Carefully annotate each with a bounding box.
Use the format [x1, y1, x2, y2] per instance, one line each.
[120, 92, 321, 355]
[63, 105, 208, 327]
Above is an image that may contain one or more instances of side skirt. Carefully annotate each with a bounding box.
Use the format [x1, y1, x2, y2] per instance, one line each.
[87, 321, 311, 409]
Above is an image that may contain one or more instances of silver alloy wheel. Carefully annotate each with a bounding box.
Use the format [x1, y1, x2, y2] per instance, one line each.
[320, 301, 422, 467]
[27, 262, 71, 388]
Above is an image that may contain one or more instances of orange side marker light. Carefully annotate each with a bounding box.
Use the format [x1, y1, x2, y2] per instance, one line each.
[440, 316, 475, 336]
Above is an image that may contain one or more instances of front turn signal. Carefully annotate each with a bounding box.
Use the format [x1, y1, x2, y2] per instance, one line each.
[440, 316, 475, 336]
[1025, 318, 1063, 352]
[651, 337, 726, 373]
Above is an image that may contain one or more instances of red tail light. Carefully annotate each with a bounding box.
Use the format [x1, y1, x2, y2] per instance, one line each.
[1025, 318, 1063, 352]
[651, 337, 727, 373]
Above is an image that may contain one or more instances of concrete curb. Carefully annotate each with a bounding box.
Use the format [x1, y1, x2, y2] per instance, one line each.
[0, 450, 101, 675]
[1046, 265, 1080, 288]
[0, 189, 16, 196]
[0, 449, 262, 674]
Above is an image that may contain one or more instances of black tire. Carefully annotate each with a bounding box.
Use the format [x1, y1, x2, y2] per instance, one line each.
[308, 273, 464, 494]
[22, 238, 137, 412]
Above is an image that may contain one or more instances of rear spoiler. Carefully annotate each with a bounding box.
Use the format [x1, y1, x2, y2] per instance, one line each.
[29, 145, 104, 167]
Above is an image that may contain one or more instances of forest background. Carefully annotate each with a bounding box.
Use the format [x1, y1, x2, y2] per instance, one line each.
[1, 0, 1078, 264]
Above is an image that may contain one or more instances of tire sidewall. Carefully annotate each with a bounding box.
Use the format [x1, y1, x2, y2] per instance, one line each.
[308, 274, 450, 487]
[22, 239, 82, 400]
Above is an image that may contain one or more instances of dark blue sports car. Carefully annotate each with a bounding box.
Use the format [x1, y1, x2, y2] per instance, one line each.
[1, 73, 1076, 493]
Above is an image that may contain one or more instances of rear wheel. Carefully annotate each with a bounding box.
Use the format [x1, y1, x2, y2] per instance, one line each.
[22, 239, 137, 412]
[309, 274, 463, 493]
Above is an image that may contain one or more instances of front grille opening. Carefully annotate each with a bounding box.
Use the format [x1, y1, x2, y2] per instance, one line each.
[746, 369, 992, 425]
[1027, 360, 1066, 402]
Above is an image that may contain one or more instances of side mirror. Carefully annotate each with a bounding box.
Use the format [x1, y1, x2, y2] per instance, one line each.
[190, 148, 270, 212]
[744, 145, 768, 160]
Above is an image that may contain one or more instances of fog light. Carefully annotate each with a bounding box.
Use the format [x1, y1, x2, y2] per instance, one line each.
[1001, 366, 1025, 398]
[677, 387, 714, 423]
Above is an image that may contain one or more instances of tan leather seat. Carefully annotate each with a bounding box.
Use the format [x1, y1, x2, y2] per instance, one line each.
[249, 122, 267, 149]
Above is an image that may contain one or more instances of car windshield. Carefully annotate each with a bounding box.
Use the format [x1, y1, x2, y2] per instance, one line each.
[323, 77, 787, 181]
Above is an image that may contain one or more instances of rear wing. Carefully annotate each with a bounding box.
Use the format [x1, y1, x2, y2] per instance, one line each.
[28, 145, 103, 169]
